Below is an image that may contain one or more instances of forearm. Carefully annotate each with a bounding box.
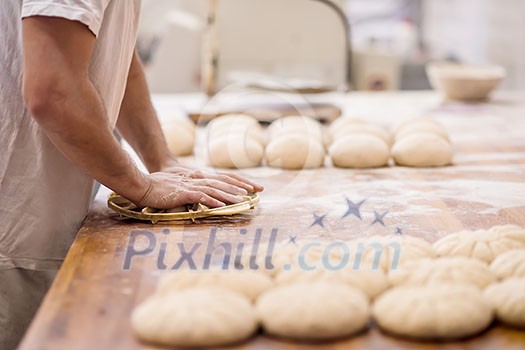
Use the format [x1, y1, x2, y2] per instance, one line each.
[27, 78, 149, 204]
[117, 52, 176, 173]
[21, 16, 260, 211]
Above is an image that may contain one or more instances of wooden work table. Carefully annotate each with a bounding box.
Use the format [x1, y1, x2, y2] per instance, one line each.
[20, 91, 525, 350]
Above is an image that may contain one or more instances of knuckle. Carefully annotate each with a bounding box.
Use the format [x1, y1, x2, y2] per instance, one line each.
[187, 191, 200, 201]
[191, 170, 203, 178]
[219, 174, 232, 182]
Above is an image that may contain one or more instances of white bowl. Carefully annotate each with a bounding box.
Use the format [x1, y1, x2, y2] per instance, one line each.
[426, 62, 506, 101]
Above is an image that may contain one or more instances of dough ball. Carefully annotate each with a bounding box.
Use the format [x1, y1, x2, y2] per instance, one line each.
[267, 115, 321, 135]
[392, 116, 441, 134]
[329, 134, 390, 168]
[208, 123, 266, 146]
[394, 121, 449, 142]
[161, 116, 196, 133]
[328, 117, 367, 137]
[157, 269, 273, 301]
[207, 134, 264, 168]
[265, 134, 325, 169]
[489, 224, 525, 243]
[392, 132, 453, 167]
[275, 266, 389, 299]
[388, 257, 496, 288]
[268, 116, 325, 144]
[162, 123, 195, 156]
[489, 249, 525, 279]
[332, 124, 392, 145]
[484, 278, 525, 328]
[256, 282, 370, 340]
[347, 235, 436, 272]
[433, 228, 525, 263]
[373, 284, 493, 340]
[132, 288, 258, 347]
[270, 127, 326, 145]
[207, 113, 260, 131]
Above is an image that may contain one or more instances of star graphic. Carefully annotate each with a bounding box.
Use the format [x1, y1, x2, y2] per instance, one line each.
[394, 227, 403, 235]
[342, 197, 366, 220]
[370, 211, 388, 226]
[310, 213, 327, 228]
[288, 235, 297, 245]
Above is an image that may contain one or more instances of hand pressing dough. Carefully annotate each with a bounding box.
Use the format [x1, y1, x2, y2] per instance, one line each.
[265, 134, 325, 169]
[256, 282, 370, 340]
[433, 228, 525, 263]
[484, 278, 525, 328]
[394, 121, 449, 142]
[347, 235, 436, 272]
[489, 249, 525, 279]
[132, 288, 258, 347]
[329, 134, 389, 168]
[207, 134, 264, 168]
[392, 132, 453, 167]
[157, 269, 273, 301]
[388, 257, 496, 288]
[162, 123, 195, 156]
[373, 284, 493, 340]
[275, 267, 389, 299]
[332, 124, 392, 145]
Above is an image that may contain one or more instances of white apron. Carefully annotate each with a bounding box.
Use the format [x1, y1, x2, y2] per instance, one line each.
[0, 0, 142, 270]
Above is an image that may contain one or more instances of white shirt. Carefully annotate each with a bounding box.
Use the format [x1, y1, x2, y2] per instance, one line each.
[0, 0, 141, 270]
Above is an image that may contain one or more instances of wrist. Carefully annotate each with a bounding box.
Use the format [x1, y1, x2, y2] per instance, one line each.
[136, 176, 153, 206]
[112, 169, 150, 205]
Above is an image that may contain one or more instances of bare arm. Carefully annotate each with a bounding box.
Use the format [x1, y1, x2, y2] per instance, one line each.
[115, 51, 264, 192]
[115, 51, 174, 173]
[21, 17, 257, 208]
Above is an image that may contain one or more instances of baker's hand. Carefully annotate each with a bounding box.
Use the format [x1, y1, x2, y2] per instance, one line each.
[136, 170, 256, 209]
[159, 161, 264, 194]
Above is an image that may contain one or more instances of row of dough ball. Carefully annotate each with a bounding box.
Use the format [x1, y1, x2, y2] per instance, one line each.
[131, 224, 525, 347]
[265, 225, 525, 340]
[205, 114, 453, 170]
[327, 116, 453, 168]
[205, 114, 327, 169]
[374, 225, 525, 340]
[159, 114, 452, 169]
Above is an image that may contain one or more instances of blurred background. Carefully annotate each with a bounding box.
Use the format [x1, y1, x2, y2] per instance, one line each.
[137, 0, 525, 94]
